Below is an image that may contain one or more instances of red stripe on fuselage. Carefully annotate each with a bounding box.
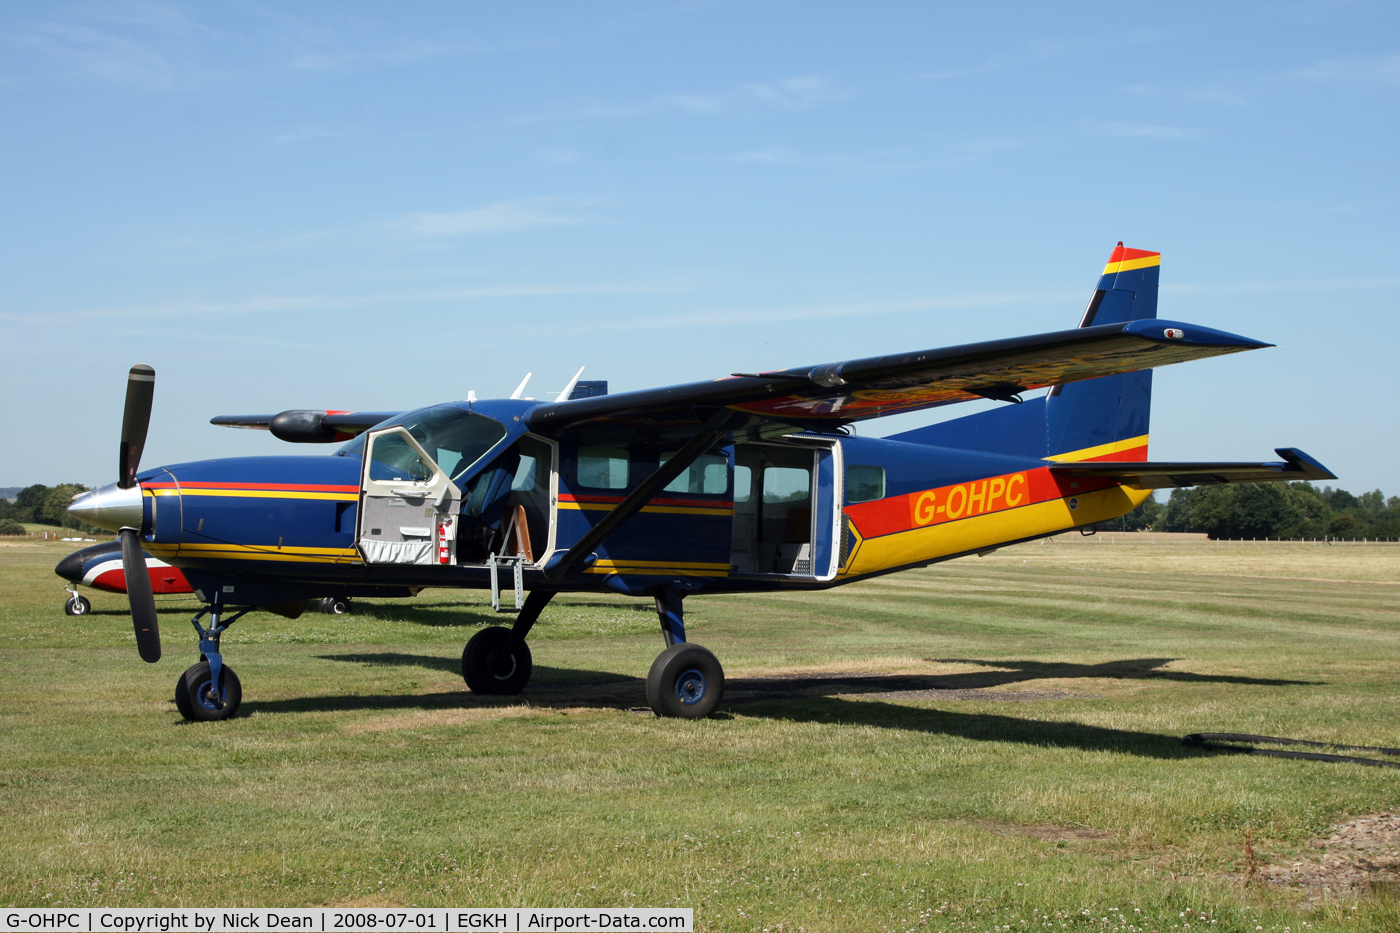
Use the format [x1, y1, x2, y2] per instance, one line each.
[844, 466, 1121, 540]
[142, 481, 360, 492]
[1081, 444, 1148, 463]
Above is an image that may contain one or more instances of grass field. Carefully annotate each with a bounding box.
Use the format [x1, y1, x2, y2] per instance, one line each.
[2, 535, 1398, 932]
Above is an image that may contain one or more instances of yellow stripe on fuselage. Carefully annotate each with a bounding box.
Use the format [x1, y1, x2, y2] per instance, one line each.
[559, 501, 734, 517]
[839, 484, 1150, 579]
[176, 489, 359, 501]
[144, 542, 362, 564]
[583, 558, 731, 577]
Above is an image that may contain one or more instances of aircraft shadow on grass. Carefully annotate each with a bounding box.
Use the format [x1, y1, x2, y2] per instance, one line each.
[231, 652, 1317, 761]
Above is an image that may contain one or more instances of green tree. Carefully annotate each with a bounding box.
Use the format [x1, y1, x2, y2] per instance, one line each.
[12, 484, 48, 523]
[1098, 492, 1162, 531]
[39, 483, 90, 528]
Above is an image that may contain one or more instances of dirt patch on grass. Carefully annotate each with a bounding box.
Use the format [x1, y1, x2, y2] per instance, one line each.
[1255, 813, 1400, 901]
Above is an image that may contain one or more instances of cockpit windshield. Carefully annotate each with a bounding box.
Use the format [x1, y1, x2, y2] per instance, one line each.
[335, 406, 508, 482]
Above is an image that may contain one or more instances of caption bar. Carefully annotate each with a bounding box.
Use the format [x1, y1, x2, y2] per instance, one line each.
[2, 910, 692, 933]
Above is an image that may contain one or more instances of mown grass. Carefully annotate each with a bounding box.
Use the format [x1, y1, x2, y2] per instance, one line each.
[1, 537, 1398, 931]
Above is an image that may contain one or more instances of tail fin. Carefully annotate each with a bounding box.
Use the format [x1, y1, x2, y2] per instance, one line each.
[889, 243, 1159, 461]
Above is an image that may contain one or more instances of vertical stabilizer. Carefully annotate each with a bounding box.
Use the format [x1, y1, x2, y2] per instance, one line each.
[889, 243, 1160, 461]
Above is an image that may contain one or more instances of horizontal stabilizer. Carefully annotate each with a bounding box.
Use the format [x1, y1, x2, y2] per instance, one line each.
[1049, 448, 1336, 490]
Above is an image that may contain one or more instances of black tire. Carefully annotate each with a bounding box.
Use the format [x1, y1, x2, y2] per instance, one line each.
[462, 626, 532, 695]
[646, 643, 724, 719]
[174, 669, 194, 719]
[176, 661, 242, 722]
[326, 597, 351, 615]
[64, 596, 91, 616]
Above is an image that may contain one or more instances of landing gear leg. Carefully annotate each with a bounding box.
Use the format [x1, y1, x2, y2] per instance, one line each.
[645, 586, 724, 719]
[62, 583, 91, 616]
[462, 590, 554, 695]
[175, 601, 245, 721]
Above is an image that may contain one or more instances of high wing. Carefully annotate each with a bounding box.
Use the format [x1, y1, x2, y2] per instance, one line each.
[1049, 448, 1336, 490]
[210, 410, 402, 443]
[525, 318, 1269, 444]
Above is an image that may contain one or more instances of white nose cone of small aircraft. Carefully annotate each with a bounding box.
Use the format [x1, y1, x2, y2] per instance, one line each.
[68, 483, 143, 533]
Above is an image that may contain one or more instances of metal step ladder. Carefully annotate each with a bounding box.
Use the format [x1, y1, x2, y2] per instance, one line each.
[487, 552, 525, 613]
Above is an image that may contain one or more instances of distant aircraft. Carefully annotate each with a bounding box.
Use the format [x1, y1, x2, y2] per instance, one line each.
[54, 541, 353, 616]
[69, 244, 1334, 722]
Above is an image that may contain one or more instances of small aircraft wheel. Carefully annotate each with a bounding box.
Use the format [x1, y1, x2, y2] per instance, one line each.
[462, 626, 532, 695]
[174, 670, 194, 720]
[646, 643, 724, 719]
[325, 597, 351, 615]
[176, 661, 242, 722]
[63, 595, 92, 616]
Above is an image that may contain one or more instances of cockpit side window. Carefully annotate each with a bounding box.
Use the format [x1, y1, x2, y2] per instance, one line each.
[341, 407, 508, 482]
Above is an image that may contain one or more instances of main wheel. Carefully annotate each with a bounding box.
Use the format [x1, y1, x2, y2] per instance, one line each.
[325, 597, 351, 615]
[176, 661, 242, 722]
[646, 643, 724, 719]
[462, 626, 532, 695]
[64, 595, 91, 616]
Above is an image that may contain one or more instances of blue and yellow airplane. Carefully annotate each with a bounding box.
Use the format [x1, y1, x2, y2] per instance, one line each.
[69, 244, 1334, 722]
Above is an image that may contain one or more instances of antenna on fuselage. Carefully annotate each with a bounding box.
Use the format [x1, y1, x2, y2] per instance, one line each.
[555, 366, 585, 403]
[510, 372, 533, 400]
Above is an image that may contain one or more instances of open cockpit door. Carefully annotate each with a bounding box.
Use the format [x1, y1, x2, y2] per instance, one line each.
[358, 427, 462, 565]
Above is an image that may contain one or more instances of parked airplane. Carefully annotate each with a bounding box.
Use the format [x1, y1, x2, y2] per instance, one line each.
[54, 540, 354, 616]
[68, 245, 1334, 722]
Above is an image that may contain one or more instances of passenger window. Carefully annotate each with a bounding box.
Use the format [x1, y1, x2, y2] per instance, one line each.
[733, 466, 752, 503]
[577, 447, 628, 490]
[660, 452, 729, 495]
[763, 467, 810, 503]
[512, 456, 537, 491]
[846, 464, 886, 504]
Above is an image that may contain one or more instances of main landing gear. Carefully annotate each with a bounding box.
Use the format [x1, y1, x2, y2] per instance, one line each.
[458, 586, 725, 718]
[644, 587, 724, 719]
[174, 601, 249, 722]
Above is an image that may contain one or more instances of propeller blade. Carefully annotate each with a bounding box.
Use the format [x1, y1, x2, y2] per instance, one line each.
[120, 528, 161, 663]
[119, 364, 155, 489]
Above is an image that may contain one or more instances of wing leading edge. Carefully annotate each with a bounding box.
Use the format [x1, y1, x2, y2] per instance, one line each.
[526, 318, 1270, 444]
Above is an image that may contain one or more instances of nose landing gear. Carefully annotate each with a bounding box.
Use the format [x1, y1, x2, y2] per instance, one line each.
[174, 602, 249, 722]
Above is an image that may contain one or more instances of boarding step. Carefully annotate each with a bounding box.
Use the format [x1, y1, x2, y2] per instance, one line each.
[487, 552, 526, 613]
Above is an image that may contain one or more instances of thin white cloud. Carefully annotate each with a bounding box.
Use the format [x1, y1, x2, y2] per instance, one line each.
[0, 281, 679, 325]
[395, 199, 600, 237]
[521, 76, 849, 123]
[1295, 53, 1400, 83]
[1082, 120, 1201, 139]
[1120, 82, 1249, 106]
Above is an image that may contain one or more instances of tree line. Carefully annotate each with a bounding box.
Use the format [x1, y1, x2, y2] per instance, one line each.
[1098, 483, 1400, 539]
[0, 483, 99, 535]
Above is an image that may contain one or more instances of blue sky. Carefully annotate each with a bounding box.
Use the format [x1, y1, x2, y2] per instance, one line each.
[2, 1, 1397, 494]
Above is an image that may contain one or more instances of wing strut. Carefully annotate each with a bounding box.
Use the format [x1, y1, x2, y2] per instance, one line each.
[543, 408, 738, 581]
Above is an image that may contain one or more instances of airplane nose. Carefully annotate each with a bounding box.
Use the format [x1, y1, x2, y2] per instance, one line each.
[54, 548, 86, 582]
[68, 482, 143, 533]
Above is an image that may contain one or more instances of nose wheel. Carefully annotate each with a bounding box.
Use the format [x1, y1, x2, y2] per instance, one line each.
[175, 661, 242, 721]
[174, 600, 249, 722]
